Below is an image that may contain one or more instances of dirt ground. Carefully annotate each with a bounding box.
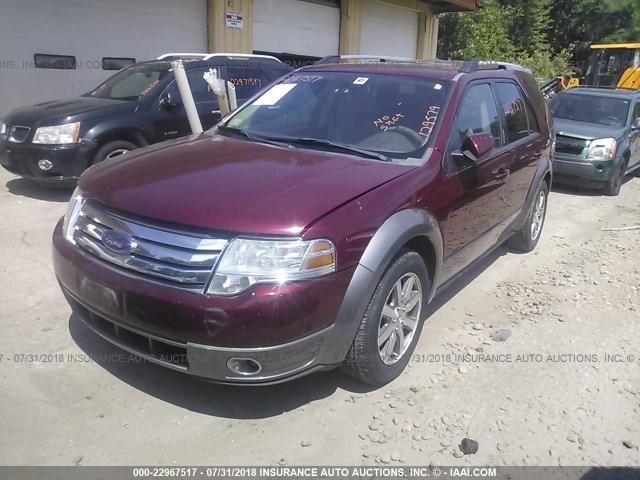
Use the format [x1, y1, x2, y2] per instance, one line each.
[0, 167, 639, 467]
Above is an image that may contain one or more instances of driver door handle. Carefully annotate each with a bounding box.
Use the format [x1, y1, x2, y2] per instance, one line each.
[493, 167, 510, 181]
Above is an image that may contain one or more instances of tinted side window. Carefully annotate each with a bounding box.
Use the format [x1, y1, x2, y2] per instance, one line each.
[633, 102, 640, 122]
[163, 68, 218, 104]
[187, 68, 217, 103]
[222, 67, 271, 101]
[495, 82, 531, 143]
[450, 83, 502, 154]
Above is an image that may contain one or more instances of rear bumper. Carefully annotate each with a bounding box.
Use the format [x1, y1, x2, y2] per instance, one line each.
[0, 139, 94, 185]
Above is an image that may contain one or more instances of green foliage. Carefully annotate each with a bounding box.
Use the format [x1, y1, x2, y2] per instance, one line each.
[438, 0, 639, 80]
[438, 3, 515, 60]
[509, 49, 574, 80]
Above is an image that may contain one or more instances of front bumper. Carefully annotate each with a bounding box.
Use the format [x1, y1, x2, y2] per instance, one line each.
[552, 154, 617, 188]
[0, 139, 95, 185]
[53, 219, 355, 384]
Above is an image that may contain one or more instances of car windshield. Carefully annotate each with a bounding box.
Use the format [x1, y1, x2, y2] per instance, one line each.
[219, 71, 450, 162]
[550, 93, 630, 127]
[85, 64, 171, 101]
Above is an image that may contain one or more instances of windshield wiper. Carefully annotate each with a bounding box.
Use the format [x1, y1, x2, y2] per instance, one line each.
[217, 128, 389, 161]
[258, 136, 389, 161]
[216, 125, 292, 149]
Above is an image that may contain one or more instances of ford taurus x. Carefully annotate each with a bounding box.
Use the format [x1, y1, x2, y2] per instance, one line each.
[53, 60, 553, 386]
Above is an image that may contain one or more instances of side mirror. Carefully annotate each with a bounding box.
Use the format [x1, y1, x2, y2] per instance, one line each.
[452, 132, 495, 165]
[160, 91, 181, 110]
[463, 132, 495, 158]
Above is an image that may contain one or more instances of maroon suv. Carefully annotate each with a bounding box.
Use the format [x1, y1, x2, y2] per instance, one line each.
[53, 60, 553, 386]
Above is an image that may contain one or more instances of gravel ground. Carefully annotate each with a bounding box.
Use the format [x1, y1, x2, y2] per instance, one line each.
[0, 167, 638, 467]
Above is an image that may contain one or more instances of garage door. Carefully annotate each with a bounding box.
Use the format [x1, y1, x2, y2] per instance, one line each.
[253, 0, 340, 58]
[360, 0, 419, 59]
[0, 0, 207, 118]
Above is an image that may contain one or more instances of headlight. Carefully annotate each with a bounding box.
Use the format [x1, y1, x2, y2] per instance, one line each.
[0, 122, 6, 136]
[33, 122, 81, 144]
[62, 187, 85, 244]
[207, 238, 336, 295]
[586, 138, 617, 160]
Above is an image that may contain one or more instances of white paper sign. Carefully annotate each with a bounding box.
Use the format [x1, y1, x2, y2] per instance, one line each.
[253, 84, 297, 106]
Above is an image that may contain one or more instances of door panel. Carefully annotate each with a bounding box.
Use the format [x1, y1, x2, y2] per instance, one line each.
[153, 68, 220, 140]
[442, 83, 515, 282]
[494, 82, 543, 210]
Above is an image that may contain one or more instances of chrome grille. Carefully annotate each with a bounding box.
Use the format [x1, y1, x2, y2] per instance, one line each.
[555, 135, 587, 155]
[72, 200, 227, 293]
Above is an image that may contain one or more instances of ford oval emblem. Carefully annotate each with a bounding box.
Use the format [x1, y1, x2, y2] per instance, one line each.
[102, 230, 136, 254]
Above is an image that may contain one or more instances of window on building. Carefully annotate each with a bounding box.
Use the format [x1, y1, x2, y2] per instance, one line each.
[34, 53, 76, 70]
[102, 57, 136, 71]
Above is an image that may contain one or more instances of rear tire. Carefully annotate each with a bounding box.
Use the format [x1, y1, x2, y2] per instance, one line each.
[602, 158, 628, 196]
[341, 249, 430, 386]
[91, 140, 137, 166]
[507, 182, 548, 253]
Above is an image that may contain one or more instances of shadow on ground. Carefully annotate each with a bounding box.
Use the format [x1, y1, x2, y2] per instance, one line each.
[6, 178, 73, 202]
[551, 175, 637, 198]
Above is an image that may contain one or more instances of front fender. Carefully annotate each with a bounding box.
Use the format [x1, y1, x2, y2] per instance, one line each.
[317, 209, 444, 365]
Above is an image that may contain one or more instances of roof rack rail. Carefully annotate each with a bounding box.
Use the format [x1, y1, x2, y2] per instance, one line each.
[156, 53, 208, 60]
[202, 53, 282, 62]
[157, 53, 282, 63]
[459, 60, 532, 74]
[315, 55, 412, 65]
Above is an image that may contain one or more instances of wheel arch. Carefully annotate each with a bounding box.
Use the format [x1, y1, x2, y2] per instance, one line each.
[317, 209, 444, 366]
[93, 129, 150, 150]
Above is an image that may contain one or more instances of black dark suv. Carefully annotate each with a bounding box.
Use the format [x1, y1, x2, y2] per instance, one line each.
[0, 53, 291, 186]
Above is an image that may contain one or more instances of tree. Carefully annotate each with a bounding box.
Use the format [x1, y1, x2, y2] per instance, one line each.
[498, 0, 551, 57]
[438, 1, 515, 61]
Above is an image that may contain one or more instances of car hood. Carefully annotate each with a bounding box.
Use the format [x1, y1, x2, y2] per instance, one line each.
[79, 134, 416, 236]
[4, 96, 135, 127]
[554, 118, 625, 140]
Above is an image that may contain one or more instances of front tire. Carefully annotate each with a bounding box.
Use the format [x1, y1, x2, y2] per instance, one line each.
[341, 250, 430, 386]
[507, 181, 548, 252]
[91, 140, 137, 166]
[602, 158, 628, 196]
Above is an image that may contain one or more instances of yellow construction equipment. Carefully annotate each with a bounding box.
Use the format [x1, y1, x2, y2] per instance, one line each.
[560, 43, 640, 90]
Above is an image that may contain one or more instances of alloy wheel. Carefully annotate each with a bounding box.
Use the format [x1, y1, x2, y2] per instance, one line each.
[377, 272, 422, 365]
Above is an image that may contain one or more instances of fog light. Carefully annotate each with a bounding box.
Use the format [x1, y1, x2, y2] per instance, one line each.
[226, 357, 262, 376]
[38, 159, 53, 171]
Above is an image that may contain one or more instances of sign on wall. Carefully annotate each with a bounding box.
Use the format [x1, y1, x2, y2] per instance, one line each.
[226, 10, 243, 28]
